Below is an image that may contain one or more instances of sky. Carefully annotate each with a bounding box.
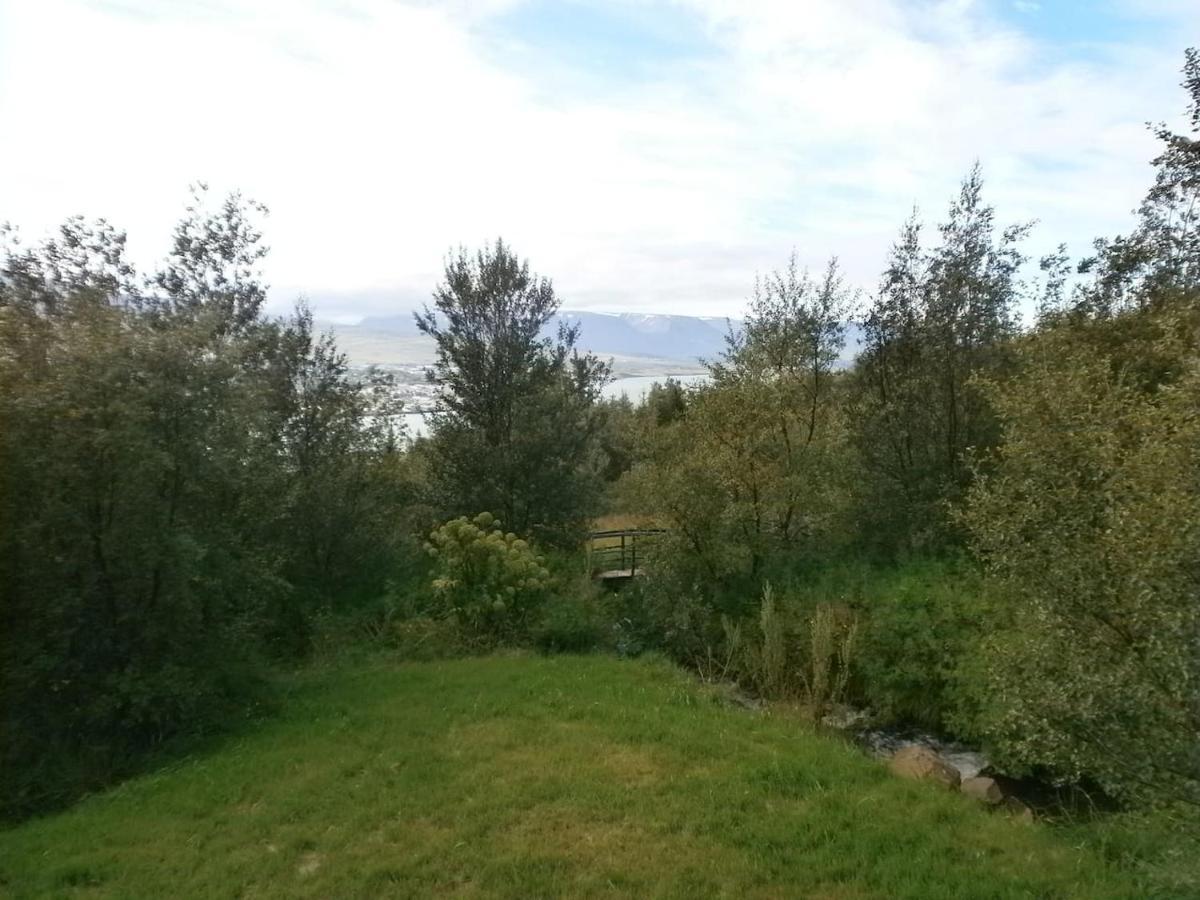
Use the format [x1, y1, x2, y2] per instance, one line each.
[1, 0, 1198, 322]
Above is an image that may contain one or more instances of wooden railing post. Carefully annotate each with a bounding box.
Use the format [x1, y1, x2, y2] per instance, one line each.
[585, 528, 667, 581]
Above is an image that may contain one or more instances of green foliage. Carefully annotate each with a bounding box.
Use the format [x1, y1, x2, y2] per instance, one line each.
[800, 602, 859, 718]
[589, 577, 675, 659]
[632, 555, 991, 735]
[1077, 48, 1200, 313]
[723, 583, 858, 718]
[307, 580, 468, 665]
[850, 167, 1030, 553]
[416, 240, 610, 544]
[624, 255, 857, 607]
[643, 377, 689, 426]
[961, 316, 1200, 805]
[852, 560, 988, 731]
[378, 617, 471, 661]
[757, 584, 788, 697]
[425, 513, 552, 642]
[944, 53, 1200, 804]
[0, 191, 410, 817]
[531, 586, 608, 654]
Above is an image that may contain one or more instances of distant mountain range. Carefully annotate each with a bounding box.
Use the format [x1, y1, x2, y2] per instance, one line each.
[553, 311, 733, 362]
[325, 310, 861, 374]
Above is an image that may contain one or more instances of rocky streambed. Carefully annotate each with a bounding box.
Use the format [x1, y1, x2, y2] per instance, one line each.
[821, 708, 1046, 819]
[725, 694, 1107, 820]
[856, 726, 990, 780]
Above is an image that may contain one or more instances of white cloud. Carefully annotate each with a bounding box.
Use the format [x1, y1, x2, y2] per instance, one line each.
[0, 0, 1194, 319]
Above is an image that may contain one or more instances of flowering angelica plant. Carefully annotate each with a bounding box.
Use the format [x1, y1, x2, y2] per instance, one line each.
[426, 512, 551, 641]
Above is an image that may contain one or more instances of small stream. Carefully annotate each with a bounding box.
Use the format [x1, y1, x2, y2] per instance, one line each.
[820, 707, 989, 780]
[823, 708, 1115, 816]
[855, 727, 989, 780]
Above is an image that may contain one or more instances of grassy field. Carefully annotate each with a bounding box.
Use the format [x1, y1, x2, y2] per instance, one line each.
[0, 654, 1162, 898]
[590, 514, 664, 532]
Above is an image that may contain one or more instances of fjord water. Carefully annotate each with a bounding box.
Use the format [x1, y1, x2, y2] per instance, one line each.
[401, 373, 707, 439]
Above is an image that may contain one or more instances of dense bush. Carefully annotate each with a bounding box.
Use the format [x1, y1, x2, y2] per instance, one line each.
[851, 561, 988, 732]
[848, 167, 1028, 554]
[531, 587, 609, 654]
[584, 576, 678, 660]
[961, 318, 1200, 804]
[949, 53, 1200, 805]
[0, 195, 408, 817]
[623, 257, 856, 610]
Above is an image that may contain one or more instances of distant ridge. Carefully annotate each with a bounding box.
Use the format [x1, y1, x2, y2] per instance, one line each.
[325, 310, 861, 371]
[346, 310, 731, 361]
[555, 311, 732, 362]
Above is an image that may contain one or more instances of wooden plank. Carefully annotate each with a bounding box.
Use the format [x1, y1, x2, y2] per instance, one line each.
[594, 568, 638, 580]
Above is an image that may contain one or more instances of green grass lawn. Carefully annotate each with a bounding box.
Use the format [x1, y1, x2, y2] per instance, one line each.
[0, 654, 1154, 898]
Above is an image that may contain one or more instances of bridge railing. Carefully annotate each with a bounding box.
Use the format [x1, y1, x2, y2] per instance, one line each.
[585, 528, 668, 578]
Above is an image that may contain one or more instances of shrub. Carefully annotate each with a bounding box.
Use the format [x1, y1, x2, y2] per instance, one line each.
[587, 578, 670, 659]
[725, 583, 858, 718]
[801, 602, 858, 720]
[634, 576, 729, 668]
[759, 584, 788, 696]
[961, 322, 1200, 804]
[852, 561, 988, 732]
[384, 617, 470, 661]
[532, 586, 608, 654]
[0, 199, 411, 818]
[425, 513, 551, 643]
[307, 582, 467, 664]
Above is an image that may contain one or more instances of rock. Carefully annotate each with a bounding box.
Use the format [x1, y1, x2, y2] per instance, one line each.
[856, 731, 988, 779]
[961, 776, 1004, 805]
[1002, 796, 1035, 823]
[888, 745, 961, 790]
[820, 704, 871, 731]
[727, 688, 764, 711]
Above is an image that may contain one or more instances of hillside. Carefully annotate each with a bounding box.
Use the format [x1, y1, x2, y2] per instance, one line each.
[0, 654, 1147, 899]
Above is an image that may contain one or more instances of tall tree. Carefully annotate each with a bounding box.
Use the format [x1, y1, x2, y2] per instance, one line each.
[415, 239, 609, 541]
[151, 183, 270, 337]
[627, 255, 855, 609]
[1078, 48, 1200, 313]
[851, 167, 1029, 551]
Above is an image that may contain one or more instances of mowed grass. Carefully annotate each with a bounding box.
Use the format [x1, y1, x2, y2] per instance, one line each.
[0, 654, 1145, 899]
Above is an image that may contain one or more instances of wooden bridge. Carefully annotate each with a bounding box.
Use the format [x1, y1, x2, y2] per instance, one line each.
[585, 528, 667, 582]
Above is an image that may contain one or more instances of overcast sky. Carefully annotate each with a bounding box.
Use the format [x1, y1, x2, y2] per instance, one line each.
[1, 0, 1197, 321]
